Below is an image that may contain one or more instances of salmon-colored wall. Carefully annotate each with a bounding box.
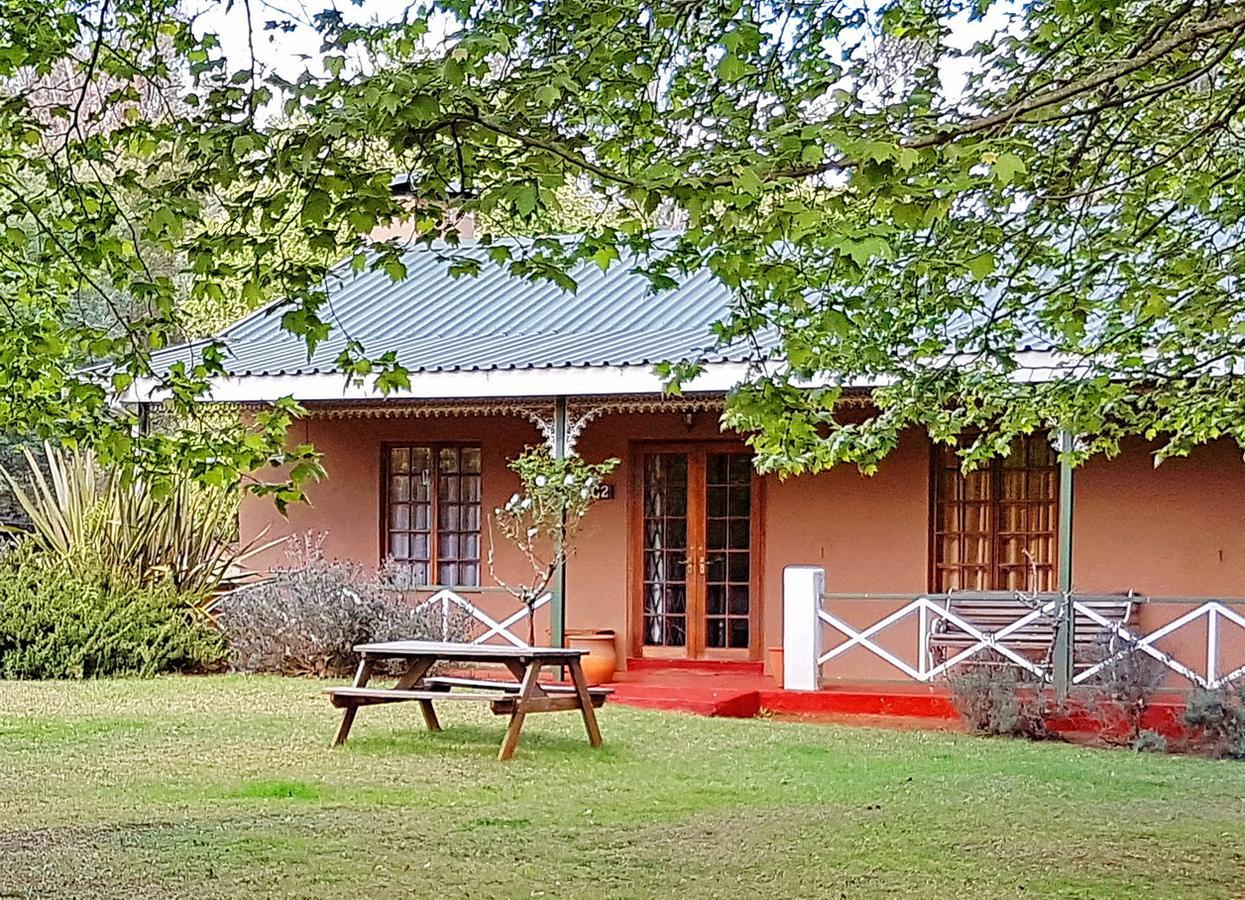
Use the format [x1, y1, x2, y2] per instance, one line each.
[242, 413, 544, 576]
[1073, 438, 1245, 596]
[240, 413, 1245, 676]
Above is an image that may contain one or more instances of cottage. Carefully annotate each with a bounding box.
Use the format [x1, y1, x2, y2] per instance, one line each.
[141, 237, 1245, 694]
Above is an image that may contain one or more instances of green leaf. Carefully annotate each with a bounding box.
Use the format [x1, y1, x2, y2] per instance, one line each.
[800, 144, 824, 166]
[515, 184, 538, 217]
[992, 153, 1027, 185]
[382, 258, 408, 281]
[968, 252, 996, 280]
[301, 190, 331, 226]
[840, 237, 891, 266]
[716, 53, 749, 82]
[591, 245, 618, 271]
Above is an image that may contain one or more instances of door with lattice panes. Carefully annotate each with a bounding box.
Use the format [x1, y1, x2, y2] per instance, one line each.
[638, 447, 757, 659]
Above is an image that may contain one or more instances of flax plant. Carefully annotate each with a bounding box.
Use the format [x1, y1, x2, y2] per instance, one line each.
[2, 443, 276, 608]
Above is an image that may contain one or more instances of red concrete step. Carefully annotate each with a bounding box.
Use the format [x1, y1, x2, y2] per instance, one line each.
[625, 657, 764, 676]
[610, 662, 962, 722]
[611, 694, 726, 716]
[759, 688, 957, 719]
[608, 681, 761, 718]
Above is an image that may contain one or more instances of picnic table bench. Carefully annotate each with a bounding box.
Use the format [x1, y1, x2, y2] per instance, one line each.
[325, 641, 611, 760]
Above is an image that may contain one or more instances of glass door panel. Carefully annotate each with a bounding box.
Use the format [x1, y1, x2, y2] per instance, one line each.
[705, 453, 752, 649]
[642, 454, 690, 647]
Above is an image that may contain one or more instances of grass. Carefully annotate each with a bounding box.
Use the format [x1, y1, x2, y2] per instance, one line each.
[2, 676, 1244, 898]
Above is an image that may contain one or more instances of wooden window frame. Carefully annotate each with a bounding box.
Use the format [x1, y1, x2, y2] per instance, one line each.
[381, 442, 482, 588]
[929, 434, 1060, 593]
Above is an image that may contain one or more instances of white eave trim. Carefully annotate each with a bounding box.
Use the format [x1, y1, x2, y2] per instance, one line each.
[121, 349, 1077, 405]
[123, 361, 761, 404]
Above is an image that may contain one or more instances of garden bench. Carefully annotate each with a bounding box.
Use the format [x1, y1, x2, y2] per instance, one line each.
[928, 591, 1136, 671]
[324, 641, 608, 760]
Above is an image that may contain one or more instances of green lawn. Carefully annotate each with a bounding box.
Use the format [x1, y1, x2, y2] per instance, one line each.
[2, 677, 1243, 899]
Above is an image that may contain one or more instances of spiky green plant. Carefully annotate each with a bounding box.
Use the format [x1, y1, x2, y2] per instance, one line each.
[1, 443, 276, 606]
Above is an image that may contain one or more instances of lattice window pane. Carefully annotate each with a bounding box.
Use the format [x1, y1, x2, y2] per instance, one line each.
[389, 504, 410, 530]
[706, 453, 751, 652]
[642, 454, 690, 647]
[933, 434, 1059, 592]
[386, 443, 481, 588]
[729, 519, 749, 549]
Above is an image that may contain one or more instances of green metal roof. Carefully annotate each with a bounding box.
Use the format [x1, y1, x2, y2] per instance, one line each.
[155, 238, 756, 378]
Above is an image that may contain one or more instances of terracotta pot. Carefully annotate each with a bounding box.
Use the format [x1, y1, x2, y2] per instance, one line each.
[768, 646, 784, 688]
[566, 629, 618, 685]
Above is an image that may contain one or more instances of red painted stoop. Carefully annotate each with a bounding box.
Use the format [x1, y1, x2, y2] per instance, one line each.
[607, 660, 768, 718]
[603, 663, 1206, 744]
[607, 663, 964, 721]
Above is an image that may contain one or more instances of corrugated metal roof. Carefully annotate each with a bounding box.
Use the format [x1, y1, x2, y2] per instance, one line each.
[150, 236, 1061, 382]
[154, 238, 759, 378]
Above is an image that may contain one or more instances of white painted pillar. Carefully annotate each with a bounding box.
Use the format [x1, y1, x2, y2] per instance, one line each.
[783, 566, 825, 692]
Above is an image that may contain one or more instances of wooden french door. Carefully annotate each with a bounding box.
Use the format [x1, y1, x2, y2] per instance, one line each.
[636, 447, 759, 659]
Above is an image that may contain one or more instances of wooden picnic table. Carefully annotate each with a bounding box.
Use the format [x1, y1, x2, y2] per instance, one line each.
[325, 641, 609, 761]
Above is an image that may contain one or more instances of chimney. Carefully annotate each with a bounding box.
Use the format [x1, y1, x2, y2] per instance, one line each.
[369, 174, 475, 243]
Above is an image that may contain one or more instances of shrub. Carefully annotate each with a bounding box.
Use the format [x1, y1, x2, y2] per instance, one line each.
[1132, 729, 1168, 754]
[1184, 684, 1245, 760]
[217, 538, 471, 677]
[0, 548, 225, 679]
[1081, 637, 1168, 745]
[946, 657, 1052, 739]
[489, 447, 618, 643]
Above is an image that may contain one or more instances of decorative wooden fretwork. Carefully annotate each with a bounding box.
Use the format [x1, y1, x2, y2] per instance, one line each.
[296, 394, 732, 453]
[264, 390, 874, 453]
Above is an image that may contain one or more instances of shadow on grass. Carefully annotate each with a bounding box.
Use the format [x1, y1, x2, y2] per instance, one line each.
[345, 722, 623, 761]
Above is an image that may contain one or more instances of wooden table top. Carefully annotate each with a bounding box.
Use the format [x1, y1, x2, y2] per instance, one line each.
[352, 640, 588, 660]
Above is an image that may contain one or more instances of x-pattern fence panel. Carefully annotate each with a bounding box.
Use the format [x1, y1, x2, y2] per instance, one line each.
[818, 596, 1060, 683]
[414, 588, 550, 647]
[818, 594, 1245, 689]
[1072, 601, 1245, 690]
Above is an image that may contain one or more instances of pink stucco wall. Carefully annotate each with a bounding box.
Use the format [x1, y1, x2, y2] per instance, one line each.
[1073, 438, 1245, 596]
[241, 412, 549, 605]
[239, 411, 1245, 674]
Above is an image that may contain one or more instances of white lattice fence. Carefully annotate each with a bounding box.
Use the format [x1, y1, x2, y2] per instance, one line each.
[817, 595, 1061, 684]
[413, 588, 550, 647]
[781, 566, 1245, 692]
[1072, 601, 1245, 690]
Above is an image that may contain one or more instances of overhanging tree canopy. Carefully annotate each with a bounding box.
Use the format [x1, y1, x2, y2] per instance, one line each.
[1, 0, 1243, 498]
